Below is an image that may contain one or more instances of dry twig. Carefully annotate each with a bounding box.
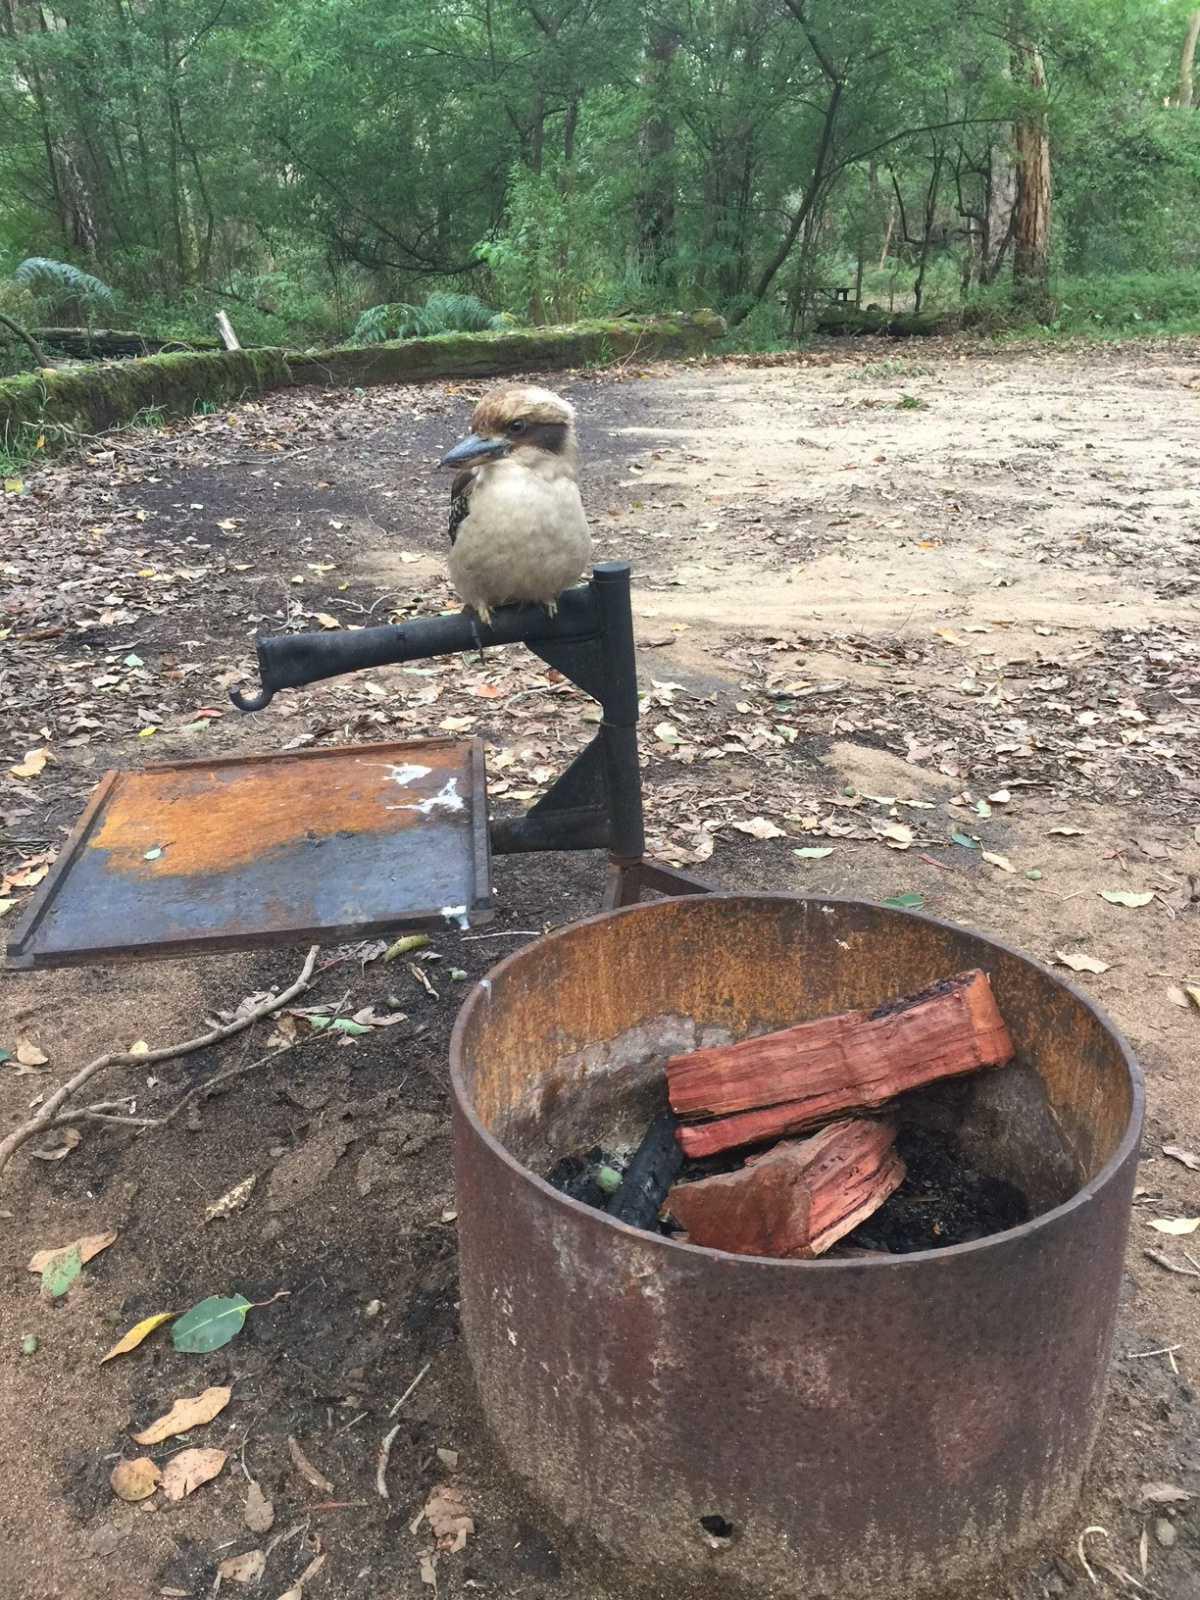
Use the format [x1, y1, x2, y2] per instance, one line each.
[0, 945, 318, 1178]
[377, 1360, 434, 1500]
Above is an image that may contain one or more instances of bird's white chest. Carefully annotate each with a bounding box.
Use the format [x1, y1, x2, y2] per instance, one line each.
[450, 460, 591, 609]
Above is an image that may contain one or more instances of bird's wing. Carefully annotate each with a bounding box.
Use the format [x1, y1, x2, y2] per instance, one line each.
[448, 469, 474, 546]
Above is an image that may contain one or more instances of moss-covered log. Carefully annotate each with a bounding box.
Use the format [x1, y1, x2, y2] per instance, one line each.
[0, 349, 290, 451]
[286, 311, 726, 386]
[0, 312, 724, 456]
[34, 328, 223, 359]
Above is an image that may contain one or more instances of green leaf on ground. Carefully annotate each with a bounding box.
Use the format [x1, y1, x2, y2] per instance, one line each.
[172, 1294, 253, 1353]
[1099, 890, 1154, 908]
[41, 1245, 82, 1298]
[882, 892, 925, 911]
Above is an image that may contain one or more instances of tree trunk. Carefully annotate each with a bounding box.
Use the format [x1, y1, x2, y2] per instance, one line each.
[878, 201, 895, 269]
[635, 26, 678, 288]
[1011, 38, 1052, 315]
[730, 76, 842, 325]
[912, 150, 943, 314]
[1176, 10, 1200, 108]
[980, 145, 1016, 284]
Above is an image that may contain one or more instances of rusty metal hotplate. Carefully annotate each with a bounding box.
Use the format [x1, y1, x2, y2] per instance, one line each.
[7, 738, 491, 969]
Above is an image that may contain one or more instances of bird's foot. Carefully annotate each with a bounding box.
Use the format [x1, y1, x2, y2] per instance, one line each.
[463, 604, 489, 659]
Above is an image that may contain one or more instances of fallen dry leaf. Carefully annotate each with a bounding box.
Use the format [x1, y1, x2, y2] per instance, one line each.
[1167, 986, 1190, 1008]
[100, 1312, 175, 1364]
[412, 1483, 475, 1553]
[731, 816, 785, 840]
[16, 1039, 48, 1068]
[110, 1457, 161, 1503]
[1135, 837, 1169, 860]
[1142, 1482, 1194, 1505]
[1147, 1217, 1200, 1236]
[159, 1447, 227, 1501]
[10, 747, 50, 779]
[1098, 889, 1153, 908]
[288, 1435, 334, 1494]
[244, 1478, 275, 1533]
[1163, 1144, 1200, 1172]
[419, 1553, 439, 1589]
[27, 1230, 117, 1274]
[132, 1384, 231, 1445]
[217, 1551, 265, 1586]
[32, 1127, 81, 1161]
[204, 1174, 257, 1223]
[1054, 951, 1109, 975]
[871, 819, 913, 849]
[981, 850, 1015, 873]
[277, 1551, 327, 1600]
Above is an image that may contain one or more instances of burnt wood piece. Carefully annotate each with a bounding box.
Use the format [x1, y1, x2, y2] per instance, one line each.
[669, 969, 1013, 1160]
[606, 1109, 683, 1231]
[665, 1119, 905, 1258]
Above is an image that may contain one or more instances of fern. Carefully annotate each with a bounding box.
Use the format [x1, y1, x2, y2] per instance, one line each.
[352, 292, 505, 344]
[13, 257, 115, 311]
[422, 291, 506, 332]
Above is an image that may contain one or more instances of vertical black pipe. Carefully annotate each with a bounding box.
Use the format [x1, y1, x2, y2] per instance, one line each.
[591, 562, 645, 862]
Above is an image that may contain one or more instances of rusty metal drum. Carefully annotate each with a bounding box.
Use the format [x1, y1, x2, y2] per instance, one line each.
[449, 895, 1142, 1597]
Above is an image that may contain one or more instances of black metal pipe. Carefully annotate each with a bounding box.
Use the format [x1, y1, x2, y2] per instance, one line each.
[229, 582, 601, 711]
[490, 808, 611, 855]
[591, 564, 645, 861]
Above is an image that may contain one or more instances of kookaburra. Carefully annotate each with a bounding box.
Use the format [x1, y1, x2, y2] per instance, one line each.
[437, 385, 591, 624]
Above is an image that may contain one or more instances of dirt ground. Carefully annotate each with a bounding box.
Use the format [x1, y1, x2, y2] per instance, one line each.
[2, 336, 1199, 1600]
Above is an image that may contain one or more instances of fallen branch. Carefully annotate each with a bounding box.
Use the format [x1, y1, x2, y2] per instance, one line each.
[669, 969, 1012, 1159]
[0, 310, 47, 369]
[1144, 1248, 1200, 1279]
[0, 945, 318, 1178]
[378, 1360, 434, 1500]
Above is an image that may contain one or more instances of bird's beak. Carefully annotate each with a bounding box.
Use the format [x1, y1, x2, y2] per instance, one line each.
[438, 433, 511, 469]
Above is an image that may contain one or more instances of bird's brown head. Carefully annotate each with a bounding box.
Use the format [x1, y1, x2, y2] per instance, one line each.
[438, 385, 576, 470]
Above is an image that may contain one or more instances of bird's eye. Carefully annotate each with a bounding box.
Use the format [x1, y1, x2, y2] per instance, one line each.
[509, 419, 527, 435]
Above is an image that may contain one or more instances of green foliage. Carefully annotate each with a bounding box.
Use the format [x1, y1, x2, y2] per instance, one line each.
[964, 272, 1200, 337]
[13, 258, 114, 315]
[352, 292, 505, 344]
[0, 0, 1196, 348]
[715, 302, 794, 354]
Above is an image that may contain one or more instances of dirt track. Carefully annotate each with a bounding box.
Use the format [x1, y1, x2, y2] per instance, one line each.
[2, 338, 1199, 1599]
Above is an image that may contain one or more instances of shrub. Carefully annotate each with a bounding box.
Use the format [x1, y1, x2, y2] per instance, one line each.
[352, 292, 507, 344]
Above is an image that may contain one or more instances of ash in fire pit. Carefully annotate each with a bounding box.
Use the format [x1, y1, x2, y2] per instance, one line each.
[540, 967, 1052, 1258]
[842, 1125, 1028, 1251]
[546, 1120, 1030, 1254]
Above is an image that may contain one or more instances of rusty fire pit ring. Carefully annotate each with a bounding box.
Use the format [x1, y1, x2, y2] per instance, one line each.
[450, 894, 1143, 1598]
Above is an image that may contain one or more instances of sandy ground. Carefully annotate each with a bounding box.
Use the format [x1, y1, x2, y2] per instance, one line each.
[2, 337, 1199, 1600]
